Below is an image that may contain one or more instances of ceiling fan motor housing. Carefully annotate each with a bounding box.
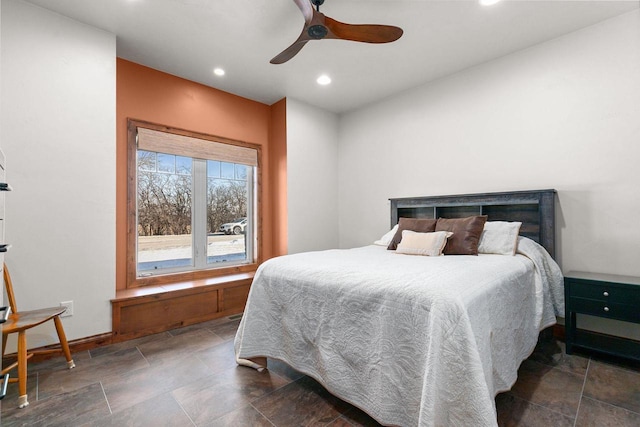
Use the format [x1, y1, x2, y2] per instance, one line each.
[308, 25, 328, 39]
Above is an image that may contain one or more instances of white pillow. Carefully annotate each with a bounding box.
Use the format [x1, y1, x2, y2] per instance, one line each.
[374, 224, 399, 246]
[396, 230, 453, 256]
[478, 221, 522, 255]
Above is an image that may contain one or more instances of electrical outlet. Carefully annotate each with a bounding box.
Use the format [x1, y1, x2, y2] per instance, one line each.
[60, 300, 73, 318]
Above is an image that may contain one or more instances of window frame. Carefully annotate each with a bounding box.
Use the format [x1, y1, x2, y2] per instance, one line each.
[126, 119, 262, 288]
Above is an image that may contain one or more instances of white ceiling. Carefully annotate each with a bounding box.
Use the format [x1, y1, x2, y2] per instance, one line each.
[22, 0, 639, 113]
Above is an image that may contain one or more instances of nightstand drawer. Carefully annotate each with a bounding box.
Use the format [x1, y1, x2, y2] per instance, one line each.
[570, 297, 640, 323]
[565, 279, 640, 305]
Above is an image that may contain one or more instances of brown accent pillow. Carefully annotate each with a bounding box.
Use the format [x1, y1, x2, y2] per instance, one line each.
[435, 216, 488, 255]
[387, 218, 437, 250]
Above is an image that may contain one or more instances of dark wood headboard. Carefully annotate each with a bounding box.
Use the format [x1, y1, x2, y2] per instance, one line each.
[389, 189, 557, 258]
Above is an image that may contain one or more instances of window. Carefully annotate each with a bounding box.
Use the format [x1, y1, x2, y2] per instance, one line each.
[127, 120, 260, 286]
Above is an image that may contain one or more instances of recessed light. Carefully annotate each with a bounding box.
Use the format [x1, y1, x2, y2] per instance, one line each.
[213, 68, 225, 76]
[479, 0, 501, 6]
[317, 75, 331, 85]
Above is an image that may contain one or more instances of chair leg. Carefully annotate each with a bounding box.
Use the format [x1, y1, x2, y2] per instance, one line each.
[53, 316, 75, 369]
[2, 332, 7, 359]
[17, 331, 29, 408]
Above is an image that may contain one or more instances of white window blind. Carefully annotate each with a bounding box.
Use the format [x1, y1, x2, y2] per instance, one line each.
[137, 127, 258, 166]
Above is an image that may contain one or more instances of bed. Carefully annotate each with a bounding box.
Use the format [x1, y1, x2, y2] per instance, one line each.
[234, 189, 564, 426]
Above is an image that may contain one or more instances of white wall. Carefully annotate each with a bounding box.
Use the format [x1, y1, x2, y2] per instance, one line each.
[287, 99, 339, 253]
[1, 0, 116, 349]
[338, 11, 640, 339]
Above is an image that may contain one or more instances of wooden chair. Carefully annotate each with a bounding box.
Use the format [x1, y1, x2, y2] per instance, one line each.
[1, 263, 75, 408]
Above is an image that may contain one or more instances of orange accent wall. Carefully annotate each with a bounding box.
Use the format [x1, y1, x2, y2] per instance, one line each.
[116, 59, 287, 290]
[269, 98, 288, 257]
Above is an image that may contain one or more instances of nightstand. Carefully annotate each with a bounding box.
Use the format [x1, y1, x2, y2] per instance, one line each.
[564, 271, 640, 362]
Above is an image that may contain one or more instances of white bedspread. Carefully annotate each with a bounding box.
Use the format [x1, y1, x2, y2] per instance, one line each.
[234, 237, 564, 426]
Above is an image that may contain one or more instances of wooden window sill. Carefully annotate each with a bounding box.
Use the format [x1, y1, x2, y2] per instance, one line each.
[113, 272, 255, 302]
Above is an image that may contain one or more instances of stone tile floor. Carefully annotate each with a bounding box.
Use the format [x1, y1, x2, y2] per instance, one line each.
[1, 316, 639, 426]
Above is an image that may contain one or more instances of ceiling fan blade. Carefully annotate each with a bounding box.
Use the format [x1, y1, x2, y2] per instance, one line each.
[293, 0, 314, 23]
[325, 16, 403, 44]
[270, 39, 310, 64]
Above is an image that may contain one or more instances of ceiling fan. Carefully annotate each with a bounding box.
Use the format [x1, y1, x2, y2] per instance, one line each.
[271, 0, 403, 64]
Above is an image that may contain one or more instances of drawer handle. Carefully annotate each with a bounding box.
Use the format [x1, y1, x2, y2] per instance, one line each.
[604, 306, 610, 312]
[603, 291, 609, 297]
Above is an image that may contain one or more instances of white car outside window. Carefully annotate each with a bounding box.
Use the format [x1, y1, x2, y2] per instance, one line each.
[219, 218, 247, 235]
